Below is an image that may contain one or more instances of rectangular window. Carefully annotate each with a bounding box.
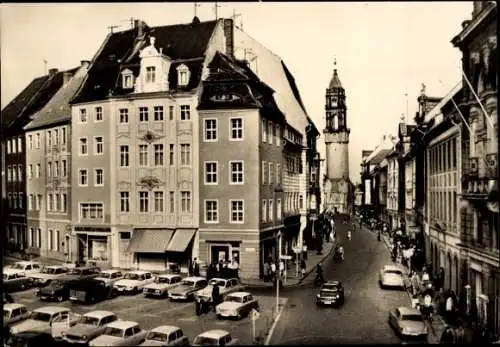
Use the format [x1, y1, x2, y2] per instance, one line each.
[36, 133, 40, 148]
[55, 230, 60, 252]
[19, 193, 24, 209]
[95, 169, 104, 186]
[169, 144, 174, 165]
[169, 191, 175, 213]
[230, 161, 244, 184]
[230, 118, 243, 140]
[299, 195, 304, 209]
[36, 195, 42, 210]
[146, 66, 156, 83]
[79, 169, 88, 186]
[180, 144, 191, 165]
[154, 106, 164, 121]
[95, 106, 103, 122]
[230, 200, 244, 223]
[139, 145, 148, 166]
[262, 119, 267, 142]
[205, 162, 218, 185]
[48, 230, 53, 250]
[180, 105, 191, 120]
[139, 107, 149, 122]
[47, 131, 52, 148]
[7, 139, 11, 154]
[28, 194, 34, 211]
[54, 129, 59, 145]
[181, 191, 191, 213]
[28, 134, 33, 149]
[262, 199, 267, 222]
[154, 144, 164, 166]
[268, 199, 273, 221]
[55, 193, 61, 211]
[119, 108, 129, 123]
[277, 198, 282, 220]
[120, 192, 130, 213]
[95, 136, 103, 154]
[262, 161, 268, 184]
[269, 162, 274, 184]
[62, 127, 66, 145]
[79, 109, 87, 123]
[37, 229, 41, 247]
[204, 119, 217, 141]
[205, 200, 219, 223]
[80, 203, 104, 220]
[276, 164, 281, 184]
[120, 145, 129, 167]
[154, 191, 164, 212]
[62, 160, 67, 176]
[17, 165, 23, 181]
[47, 194, 52, 211]
[169, 106, 174, 120]
[54, 161, 59, 177]
[62, 194, 67, 213]
[139, 191, 149, 213]
[79, 138, 88, 155]
[47, 162, 52, 177]
[17, 137, 22, 152]
[276, 124, 281, 146]
[268, 121, 273, 145]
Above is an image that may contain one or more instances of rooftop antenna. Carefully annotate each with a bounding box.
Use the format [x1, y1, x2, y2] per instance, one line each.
[214, 2, 221, 20]
[108, 25, 119, 34]
[194, 2, 201, 17]
[43, 58, 48, 75]
[232, 8, 242, 29]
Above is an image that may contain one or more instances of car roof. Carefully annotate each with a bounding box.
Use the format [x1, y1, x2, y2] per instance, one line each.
[324, 280, 341, 286]
[397, 307, 421, 315]
[158, 274, 182, 279]
[107, 320, 139, 330]
[100, 269, 122, 274]
[4, 268, 23, 274]
[151, 325, 181, 334]
[4, 303, 26, 310]
[14, 261, 39, 265]
[128, 270, 150, 275]
[183, 276, 205, 281]
[383, 265, 403, 271]
[34, 306, 70, 314]
[46, 265, 65, 269]
[210, 277, 229, 281]
[198, 329, 230, 339]
[227, 291, 251, 298]
[84, 310, 116, 319]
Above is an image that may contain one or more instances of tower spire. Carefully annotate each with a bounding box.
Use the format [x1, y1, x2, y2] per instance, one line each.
[328, 56, 343, 90]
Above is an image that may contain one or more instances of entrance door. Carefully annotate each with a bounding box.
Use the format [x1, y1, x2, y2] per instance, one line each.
[211, 244, 229, 264]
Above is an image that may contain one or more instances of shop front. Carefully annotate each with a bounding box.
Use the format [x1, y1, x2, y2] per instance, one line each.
[282, 215, 301, 257]
[74, 226, 111, 268]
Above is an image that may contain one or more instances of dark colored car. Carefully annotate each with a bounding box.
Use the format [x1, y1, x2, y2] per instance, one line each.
[69, 278, 118, 304]
[62, 266, 101, 281]
[5, 330, 56, 347]
[316, 281, 345, 307]
[36, 279, 72, 302]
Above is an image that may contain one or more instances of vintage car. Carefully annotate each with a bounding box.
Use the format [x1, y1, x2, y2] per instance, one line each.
[63, 266, 102, 281]
[88, 320, 148, 346]
[379, 265, 406, 289]
[143, 274, 183, 298]
[3, 269, 35, 292]
[139, 325, 189, 346]
[62, 310, 118, 344]
[194, 278, 246, 302]
[215, 292, 259, 320]
[388, 306, 428, 339]
[94, 269, 124, 286]
[4, 331, 56, 347]
[10, 306, 73, 335]
[69, 278, 118, 304]
[30, 265, 69, 286]
[113, 271, 155, 294]
[5, 261, 42, 276]
[168, 277, 208, 301]
[3, 303, 31, 327]
[316, 281, 345, 307]
[36, 279, 72, 302]
[192, 330, 238, 346]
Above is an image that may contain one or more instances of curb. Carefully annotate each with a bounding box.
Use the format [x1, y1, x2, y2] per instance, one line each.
[264, 297, 288, 345]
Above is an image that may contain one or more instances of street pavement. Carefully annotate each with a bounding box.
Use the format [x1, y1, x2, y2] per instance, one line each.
[266, 219, 413, 345]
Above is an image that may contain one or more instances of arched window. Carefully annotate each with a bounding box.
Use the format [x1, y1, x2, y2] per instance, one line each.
[333, 115, 338, 130]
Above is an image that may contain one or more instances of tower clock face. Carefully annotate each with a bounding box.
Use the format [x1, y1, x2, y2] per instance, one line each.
[331, 96, 338, 107]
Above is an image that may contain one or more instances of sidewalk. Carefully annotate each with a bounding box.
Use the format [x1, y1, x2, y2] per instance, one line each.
[3, 253, 63, 266]
[242, 241, 335, 288]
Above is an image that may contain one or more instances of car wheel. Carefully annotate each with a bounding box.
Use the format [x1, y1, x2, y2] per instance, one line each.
[57, 295, 64, 302]
[216, 314, 222, 320]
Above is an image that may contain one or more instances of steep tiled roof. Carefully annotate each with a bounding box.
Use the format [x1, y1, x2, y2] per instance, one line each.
[71, 20, 219, 104]
[25, 66, 87, 131]
[328, 69, 343, 89]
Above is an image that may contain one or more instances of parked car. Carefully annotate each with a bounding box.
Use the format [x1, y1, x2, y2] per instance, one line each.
[192, 330, 238, 346]
[10, 306, 72, 335]
[36, 279, 72, 302]
[388, 306, 428, 339]
[113, 271, 155, 294]
[88, 320, 147, 346]
[3, 269, 35, 292]
[62, 310, 118, 345]
[3, 303, 31, 327]
[379, 265, 406, 289]
[94, 269, 124, 286]
[316, 281, 345, 307]
[4, 261, 42, 276]
[64, 266, 101, 281]
[194, 278, 246, 302]
[143, 274, 183, 298]
[139, 325, 189, 346]
[4, 331, 56, 347]
[50, 311, 83, 339]
[169, 277, 208, 301]
[215, 292, 259, 320]
[69, 278, 118, 304]
[30, 265, 69, 286]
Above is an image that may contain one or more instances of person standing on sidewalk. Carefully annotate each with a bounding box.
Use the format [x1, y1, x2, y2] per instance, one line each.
[270, 261, 277, 282]
[300, 259, 306, 278]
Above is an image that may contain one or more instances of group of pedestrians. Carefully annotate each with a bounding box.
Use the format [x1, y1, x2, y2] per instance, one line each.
[262, 259, 289, 282]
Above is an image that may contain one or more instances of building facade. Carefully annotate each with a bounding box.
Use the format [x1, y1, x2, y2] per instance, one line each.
[386, 148, 399, 230]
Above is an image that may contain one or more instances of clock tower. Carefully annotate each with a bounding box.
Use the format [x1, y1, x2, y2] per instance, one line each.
[323, 60, 352, 214]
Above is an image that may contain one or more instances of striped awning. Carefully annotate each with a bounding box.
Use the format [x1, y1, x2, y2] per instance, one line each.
[167, 229, 196, 252]
[127, 229, 174, 253]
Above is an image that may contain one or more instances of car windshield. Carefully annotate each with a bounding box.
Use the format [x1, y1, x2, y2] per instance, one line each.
[3, 310, 10, 319]
[226, 296, 243, 303]
[156, 277, 171, 284]
[385, 270, 402, 275]
[98, 273, 112, 279]
[181, 280, 195, 287]
[69, 269, 83, 275]
[104, 327, 124, 337]
[209, 279, 226, 286]
[124, 273, 140, 280]
[193, 337, 219, 346]
[320, 289, 338, 296]
[402, 314, 423, 322]
[81, 316, 100, 326]
[11, 264, 25, 270]
[322, 284, 339, 291]
[146, 331, 168, 341]
[32, 312, 52, 322]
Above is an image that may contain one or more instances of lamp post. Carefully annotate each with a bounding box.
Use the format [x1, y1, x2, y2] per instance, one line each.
[275, 231, 282, 316]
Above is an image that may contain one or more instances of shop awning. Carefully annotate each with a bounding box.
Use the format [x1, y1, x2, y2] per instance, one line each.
[127, 229, 174, 253]
[167, 229, 197, 252]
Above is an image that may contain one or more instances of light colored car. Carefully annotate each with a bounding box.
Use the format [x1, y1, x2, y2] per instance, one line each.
[89, 320, 148, 346]
[95, 269, 124, 286]
[3, 269, 34, 292]
[5, 261, 42, 276]
[215, 292, 259, 320]
[379, 265, 405, 289]
[194, 278, 246, 302]
[62, 310, 119, 344]
[30, 265, 69, 286]
[10, 306, 72, 335]
[168, 277, 208, 301]
[143, 274, 183, 298]
[388, 307, 428, 339]
[3, 303, 31, 327]
[192, 329, 239, 346]
[114, 271, 155, 294]
[140, 325, 189, 346]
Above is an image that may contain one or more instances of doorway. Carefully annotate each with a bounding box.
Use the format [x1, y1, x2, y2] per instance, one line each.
[210, 244, 229, 264]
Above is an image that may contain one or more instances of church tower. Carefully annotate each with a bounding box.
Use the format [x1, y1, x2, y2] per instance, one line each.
[323, 60, 352, 214]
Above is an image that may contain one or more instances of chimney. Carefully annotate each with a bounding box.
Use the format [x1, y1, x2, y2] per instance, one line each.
[63, 71, 72, 84]
[48, 68, 58, 76]
[134, 19, 148, 38]
[222, 19, 234, 58]
[80, 60, 91, 68]
[461, 20, 471, 29]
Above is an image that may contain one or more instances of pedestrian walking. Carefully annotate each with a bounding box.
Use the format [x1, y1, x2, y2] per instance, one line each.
[211, 284, 220, 311]
[300, 259, 306, 278]
[445, 292, 455, 324]
[193, 258, 200, 276]
[440, 325, 457, 344]
[279, 260, 285, 278]
[270, 261, 277, 281]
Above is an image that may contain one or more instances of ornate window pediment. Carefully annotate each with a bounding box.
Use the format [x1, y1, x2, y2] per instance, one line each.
[121, 69, 134, 89]
[177, 63, 191, 87]
[137, 176, 163, 190]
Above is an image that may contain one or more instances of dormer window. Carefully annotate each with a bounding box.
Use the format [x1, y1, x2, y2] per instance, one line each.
[177, 64, 190, 87]
[121, 69, 134, 89]
[146, 66, 156, 83]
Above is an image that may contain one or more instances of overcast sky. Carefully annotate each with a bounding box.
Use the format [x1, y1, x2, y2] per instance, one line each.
[1, 2, 473, 182]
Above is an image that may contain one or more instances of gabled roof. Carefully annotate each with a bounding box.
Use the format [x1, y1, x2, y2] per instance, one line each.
[71, 19, 219, 104]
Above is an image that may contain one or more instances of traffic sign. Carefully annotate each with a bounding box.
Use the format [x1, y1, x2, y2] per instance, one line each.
[280, 255, 292, 260]
[251, 309, 261, 321]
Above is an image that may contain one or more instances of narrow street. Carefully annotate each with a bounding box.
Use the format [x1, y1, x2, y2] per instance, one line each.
[268, 220, 411, 345]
